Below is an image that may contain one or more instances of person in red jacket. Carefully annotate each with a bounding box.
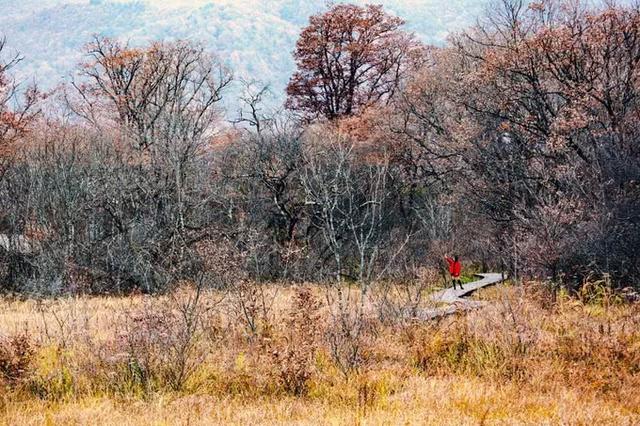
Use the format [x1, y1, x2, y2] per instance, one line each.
[445, 255, 463, 290]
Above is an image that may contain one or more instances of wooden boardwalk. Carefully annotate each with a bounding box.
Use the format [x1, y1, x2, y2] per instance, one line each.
[412, 273, 506, 320]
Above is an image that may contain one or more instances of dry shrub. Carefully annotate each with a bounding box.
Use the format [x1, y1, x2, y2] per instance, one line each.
[0, 332, 35, 387]
[577, 276, 620, 307]
[409, 321, 525, 381]
[523, 280, 558, 310]
[538, 307, 640, 395]
[373, 267, 440, 323]
[228, 280, 277, 338]
[270, 286, 321, 395]
[109, 287, 212, 393]
[24, 299, 97, 401]
[325, 289, 372, 377]
[28, 345, 76, 401]
[407, 285, 640, 397]
[117, 305, 168, 393]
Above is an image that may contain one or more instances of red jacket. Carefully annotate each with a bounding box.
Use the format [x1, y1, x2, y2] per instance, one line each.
[446, 257, 462, 278]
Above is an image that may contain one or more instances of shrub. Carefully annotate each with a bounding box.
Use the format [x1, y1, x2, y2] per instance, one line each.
[0, 332, 35, 387]
[229, 280, 276, 338]
[112, 289, 208, 393]
[270, 286, 321, 395]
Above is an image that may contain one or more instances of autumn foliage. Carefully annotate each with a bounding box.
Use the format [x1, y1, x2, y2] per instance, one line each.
[0, 0, 639, 295]
[0, 2, 639, 424]
[445, 1, 640, 283]
[286, 4, 419, 120]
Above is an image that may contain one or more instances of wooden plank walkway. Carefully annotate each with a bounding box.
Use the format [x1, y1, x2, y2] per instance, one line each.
[411, 273, 506, 320]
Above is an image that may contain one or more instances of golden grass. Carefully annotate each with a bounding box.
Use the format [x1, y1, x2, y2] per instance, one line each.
[0, 282, 638, 425]
[2, 376, 637, 425]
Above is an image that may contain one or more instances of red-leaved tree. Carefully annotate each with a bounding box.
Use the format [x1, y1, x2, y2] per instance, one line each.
[286, 4, 419, 121]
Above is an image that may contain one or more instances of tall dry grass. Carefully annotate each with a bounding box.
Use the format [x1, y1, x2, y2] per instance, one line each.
[0, 280, 638, 425]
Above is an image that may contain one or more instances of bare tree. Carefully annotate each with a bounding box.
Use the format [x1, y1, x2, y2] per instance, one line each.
[72, 37, 231, 149]
[0, 37, 38, 183]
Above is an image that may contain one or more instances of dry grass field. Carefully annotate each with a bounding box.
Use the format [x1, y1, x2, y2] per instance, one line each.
[0, 281, 638, 425]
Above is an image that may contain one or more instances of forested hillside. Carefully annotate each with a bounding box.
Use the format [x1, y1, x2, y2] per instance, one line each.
[0, 0, 482, 109]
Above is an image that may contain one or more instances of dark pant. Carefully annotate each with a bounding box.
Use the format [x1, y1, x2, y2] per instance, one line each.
[452, 278, 463, 290]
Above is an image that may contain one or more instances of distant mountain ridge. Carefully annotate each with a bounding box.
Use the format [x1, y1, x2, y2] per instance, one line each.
[0, 0, 485, 112]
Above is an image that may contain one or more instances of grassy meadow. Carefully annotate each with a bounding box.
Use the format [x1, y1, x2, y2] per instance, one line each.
[0, 280, 638, 425]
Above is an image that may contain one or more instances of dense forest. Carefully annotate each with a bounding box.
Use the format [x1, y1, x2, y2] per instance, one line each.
[0, 0, 638, 295]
